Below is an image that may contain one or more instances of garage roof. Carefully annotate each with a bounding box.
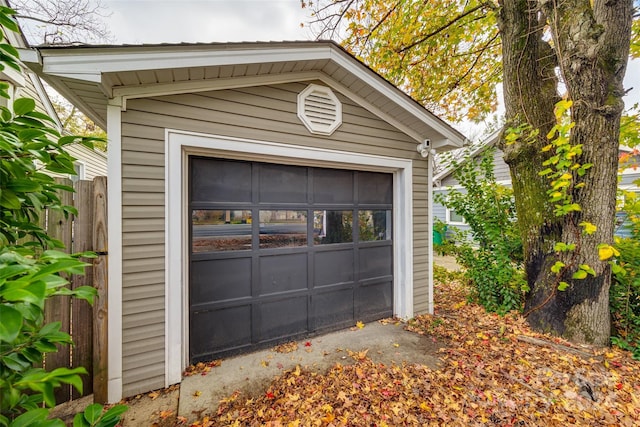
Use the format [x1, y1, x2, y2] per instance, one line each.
[21, 40, 466, 150]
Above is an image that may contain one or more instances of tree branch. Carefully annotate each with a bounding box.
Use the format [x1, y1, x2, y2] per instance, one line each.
[398, 3, 489, 53]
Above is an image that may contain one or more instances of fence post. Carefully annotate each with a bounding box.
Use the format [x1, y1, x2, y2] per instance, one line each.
[44, 177, 74, 404]
[92, 176, 109, 404]
[71, 180, 95, 399]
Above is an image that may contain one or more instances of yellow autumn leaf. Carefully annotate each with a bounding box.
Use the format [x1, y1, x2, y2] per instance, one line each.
[579, 221, 597, 234]
[356, 321, 365, 329]
[598, 244, 620, 260]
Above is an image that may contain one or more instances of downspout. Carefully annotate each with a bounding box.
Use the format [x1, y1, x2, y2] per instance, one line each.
[427, 148, 436, 314]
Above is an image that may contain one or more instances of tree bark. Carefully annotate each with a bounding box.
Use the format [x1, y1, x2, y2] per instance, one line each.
[498, 0, 633, 345]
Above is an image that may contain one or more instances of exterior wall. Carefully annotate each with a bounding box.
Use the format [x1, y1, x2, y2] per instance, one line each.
[119, 82, 430, 396]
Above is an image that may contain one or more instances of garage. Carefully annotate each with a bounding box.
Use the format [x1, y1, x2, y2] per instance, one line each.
[30, 40, 467, 399]
[189, 157, 393, 362]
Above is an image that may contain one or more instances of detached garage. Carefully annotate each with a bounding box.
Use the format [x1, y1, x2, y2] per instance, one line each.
[24, 41, 466, 401]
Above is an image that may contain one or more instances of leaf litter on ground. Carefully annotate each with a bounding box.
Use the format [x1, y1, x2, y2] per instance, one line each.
[167, 276, 640, 426]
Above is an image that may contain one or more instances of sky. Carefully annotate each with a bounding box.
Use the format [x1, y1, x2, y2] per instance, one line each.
[27, 0, 640, 138]
[100, 0, 639, 139]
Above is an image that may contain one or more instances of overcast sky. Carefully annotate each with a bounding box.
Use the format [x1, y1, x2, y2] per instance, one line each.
[103, 0, 313, 44]
[30, 0, 639, 137]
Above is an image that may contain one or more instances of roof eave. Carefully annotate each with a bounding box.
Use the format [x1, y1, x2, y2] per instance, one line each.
[26, 41, 467, 147]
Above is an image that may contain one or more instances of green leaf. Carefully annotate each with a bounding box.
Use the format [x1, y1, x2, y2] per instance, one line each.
[572, 269, 587, 279]
[550, 261, 565, 274]
[73, 413, 89, 427]
[7, 179, 42, 193]
[0, 304, 23, 343]
[558, 281, 570, 291]
[12, 98, 36, 116]
[1, 188, 22, 209]
[9, 408, 50, 427]
[83, 403, 104, 424]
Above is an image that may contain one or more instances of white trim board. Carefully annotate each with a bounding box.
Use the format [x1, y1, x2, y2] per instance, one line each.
[165, 130, 415, 386]
[106, 99, 123, 403]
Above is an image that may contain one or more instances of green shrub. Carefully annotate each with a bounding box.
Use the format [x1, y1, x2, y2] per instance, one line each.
[611, 178, 640, 359]
[611, 237, 640, 359]
[435, 147, 526, 314]
[0, 6, 126, 426]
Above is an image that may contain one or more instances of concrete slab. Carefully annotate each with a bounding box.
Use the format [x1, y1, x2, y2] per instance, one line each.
[178, 321, 441, 422]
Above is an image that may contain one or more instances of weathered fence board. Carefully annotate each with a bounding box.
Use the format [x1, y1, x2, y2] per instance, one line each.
[71, 180, 95, 399]
[40, 177, 108, 405]
[92, 176, 109, 404]
[44, 178, 74, 403]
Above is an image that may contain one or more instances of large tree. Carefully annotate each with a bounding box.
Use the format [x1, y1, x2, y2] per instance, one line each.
[306, 0, 636, 346]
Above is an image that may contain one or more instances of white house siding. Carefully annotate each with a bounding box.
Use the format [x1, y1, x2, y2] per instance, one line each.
[64, 144, 107, 179]
[119, 82, 430, 396]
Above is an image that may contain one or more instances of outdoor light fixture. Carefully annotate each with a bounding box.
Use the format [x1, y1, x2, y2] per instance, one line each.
[417, 139, 431, 157]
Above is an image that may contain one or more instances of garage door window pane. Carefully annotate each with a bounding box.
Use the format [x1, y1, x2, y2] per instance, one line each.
[359, 210, 392, 241]
[313, 210, 353, 244]
[192, 210, 252, 252]
[260, 210, 307, 248]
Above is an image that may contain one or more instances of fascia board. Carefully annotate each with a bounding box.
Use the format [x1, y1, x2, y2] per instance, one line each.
[37, 45, 336, 76]
[328, 48, 467, 148]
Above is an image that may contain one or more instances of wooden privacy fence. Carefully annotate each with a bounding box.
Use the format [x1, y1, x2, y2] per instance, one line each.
[43, 176, 108, 405]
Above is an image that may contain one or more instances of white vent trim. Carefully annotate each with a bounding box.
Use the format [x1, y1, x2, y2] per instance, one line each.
[297, 84, 342, 135]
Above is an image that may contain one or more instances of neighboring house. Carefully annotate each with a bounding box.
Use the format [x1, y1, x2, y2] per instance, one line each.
[0, 0, 107, 180]
[23, 40, 466, 401]
[433, 133, 640, 238]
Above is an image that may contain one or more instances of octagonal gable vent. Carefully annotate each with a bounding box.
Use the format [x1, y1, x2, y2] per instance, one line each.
[297, 84, 342, 136]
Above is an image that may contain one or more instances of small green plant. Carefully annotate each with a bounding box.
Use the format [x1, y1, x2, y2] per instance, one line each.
[435, 147, 525, 314]
[73, 404, 128, 427]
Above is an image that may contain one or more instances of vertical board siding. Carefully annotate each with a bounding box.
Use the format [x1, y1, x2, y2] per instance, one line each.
[119, 82, 430, 396]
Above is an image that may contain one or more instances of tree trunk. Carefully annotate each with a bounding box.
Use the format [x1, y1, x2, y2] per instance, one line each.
[497, 0, 633, 345]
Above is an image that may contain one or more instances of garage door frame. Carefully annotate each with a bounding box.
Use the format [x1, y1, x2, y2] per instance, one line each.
[165, 129, 415, 386]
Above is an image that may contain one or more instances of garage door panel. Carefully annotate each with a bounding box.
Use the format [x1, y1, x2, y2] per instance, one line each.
[259, 163, 308, 203]
[258, 296, 308, 341]
[314, 250, 354, 286]
[191, 257, 251, 302]
[313, 168, 353, 203]
[358, 172, 392, 204]
[191, 158, 252, 203]
[356, 281, 393, 318]
[190, 305, 252, 360]
[259, 253, 307, 295]
[312, 288, 354, 329]
[359, 246, 393, 279]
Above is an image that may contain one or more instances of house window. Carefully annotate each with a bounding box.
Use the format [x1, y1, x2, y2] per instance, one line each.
[446, 208, 465, 225]
[70, 161, 86, 183]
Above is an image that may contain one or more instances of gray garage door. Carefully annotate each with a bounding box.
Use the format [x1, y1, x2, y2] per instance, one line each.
[189, 157, 393, 362]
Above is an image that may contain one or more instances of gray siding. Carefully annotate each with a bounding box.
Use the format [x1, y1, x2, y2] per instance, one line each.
[439, 147, 510, 188]
[119, 82, 430, 396]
